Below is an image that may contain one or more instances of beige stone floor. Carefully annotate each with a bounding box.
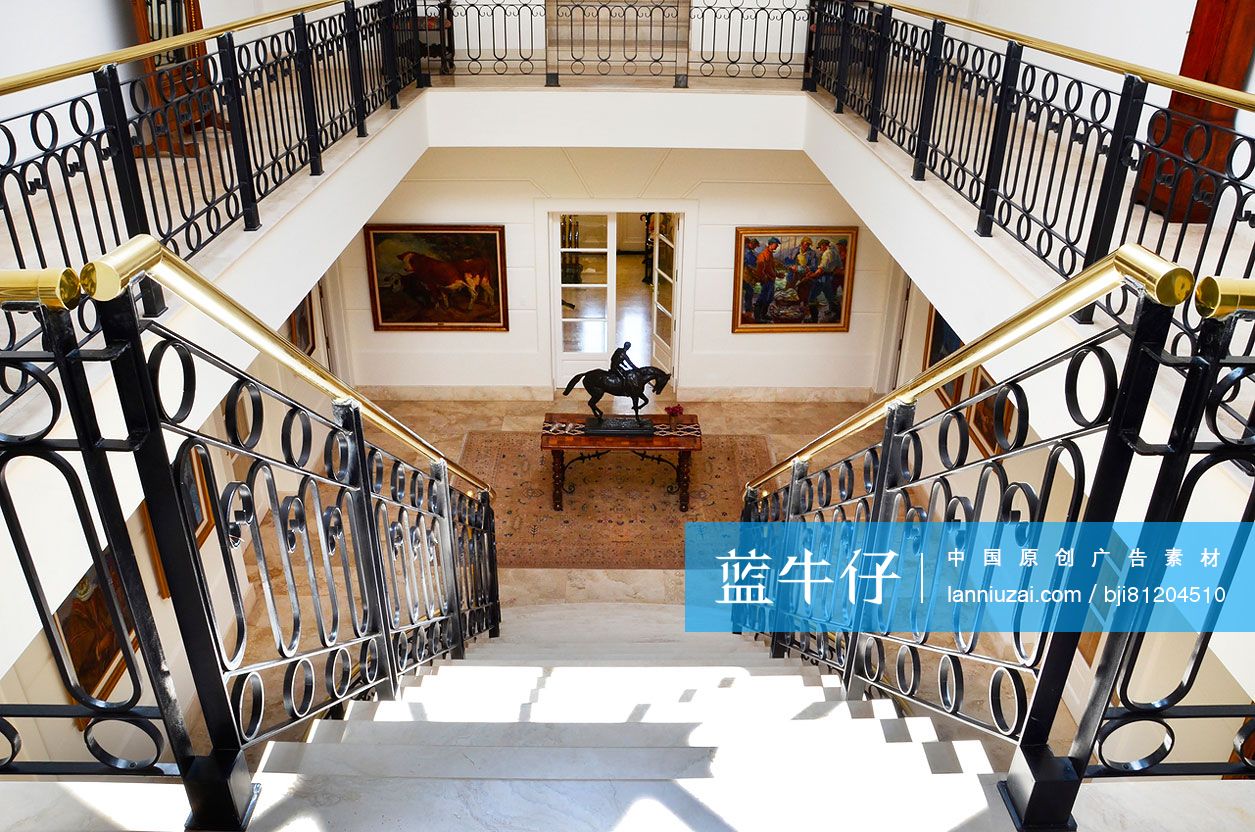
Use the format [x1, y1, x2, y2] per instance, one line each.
[368, 393, 878, 489]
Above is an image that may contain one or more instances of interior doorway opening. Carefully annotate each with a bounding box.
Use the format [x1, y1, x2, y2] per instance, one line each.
[614, 211, 655, 370]
[556, 210, 680, 384]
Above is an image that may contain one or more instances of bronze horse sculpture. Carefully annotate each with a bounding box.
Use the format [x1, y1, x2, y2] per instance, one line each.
[563, 365, 671, 422]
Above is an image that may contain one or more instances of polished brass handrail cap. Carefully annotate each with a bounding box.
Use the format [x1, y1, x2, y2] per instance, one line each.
[1194, 276, 1255, 320]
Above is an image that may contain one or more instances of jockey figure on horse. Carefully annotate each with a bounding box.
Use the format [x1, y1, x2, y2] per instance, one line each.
[563, 342, 671, 422]
[609, 342, 639, 387]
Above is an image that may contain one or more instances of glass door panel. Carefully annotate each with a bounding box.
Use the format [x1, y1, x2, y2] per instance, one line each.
[563, 320, 608, 353]
[561, 287, 607, 317]
[558, 213, 616, 381]
[651, 213, 678, 374]
[561, 213, 610, 249]
[560, 252, 608, 285]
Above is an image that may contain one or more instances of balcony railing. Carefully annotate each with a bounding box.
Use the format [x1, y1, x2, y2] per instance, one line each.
[809, 1, 1255, 343]
[5, 0, 1255, 348]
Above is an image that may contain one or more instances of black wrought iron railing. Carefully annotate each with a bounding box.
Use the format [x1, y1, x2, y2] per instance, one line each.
[738, 245, 1255, 829]
[0, 241, 499, 829]
[808, 1, 1255, 334]
[6, 0, 1255, 304]
[0, 0, 819, 334]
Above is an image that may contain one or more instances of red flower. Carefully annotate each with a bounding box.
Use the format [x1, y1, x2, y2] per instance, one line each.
[665, 405, 685, 417]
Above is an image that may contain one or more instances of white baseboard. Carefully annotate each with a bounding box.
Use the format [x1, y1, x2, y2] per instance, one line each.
[359, 385, 555, 401]
[359, 384, 874, 403]
[675, 386, 875, 402]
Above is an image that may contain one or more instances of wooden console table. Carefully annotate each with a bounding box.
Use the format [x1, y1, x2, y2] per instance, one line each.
[540, 413, 702, 512]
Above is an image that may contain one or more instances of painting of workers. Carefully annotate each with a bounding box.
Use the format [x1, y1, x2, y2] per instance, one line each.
[364, 225, 509, 331]
[732, 227, 857, 332]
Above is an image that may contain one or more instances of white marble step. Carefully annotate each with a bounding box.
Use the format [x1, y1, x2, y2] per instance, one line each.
[471, 637, 763, 652]
[0, 772, 1001, 831]
[399, 682, 844, 708]
[421, 662, 813, 677]
[259, 737, 952, 780]
[10, 775, 1255, 832]
[446, 657, 801, 667]
[467, 644, 772, 658]
[348, 695, 895, 723]
[259, 742, 720, 779]
[402, 676, 832, 698]
[411, 666, 827, 685]
[306, 715, 896, 747]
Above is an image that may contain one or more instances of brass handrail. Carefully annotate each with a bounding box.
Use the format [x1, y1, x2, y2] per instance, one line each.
[0, 1, 342, 97]
[76, 235, 492, 496]
[746, 244, 1193, 491]
[884, 2, 1255, 112]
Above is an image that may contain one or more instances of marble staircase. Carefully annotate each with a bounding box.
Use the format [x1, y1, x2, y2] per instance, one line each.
[4, 603, 1254, 830]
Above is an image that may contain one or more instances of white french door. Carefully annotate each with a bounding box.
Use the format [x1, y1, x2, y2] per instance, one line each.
[556, 212, 617, 382]
[651, 213, 679, 374]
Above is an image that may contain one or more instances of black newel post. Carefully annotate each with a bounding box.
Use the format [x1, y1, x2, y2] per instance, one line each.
[482, 490, 502, 638]
[674, 3, 691, 90]
[768, 458, 811, 659]
[93, 65, 165, 316]
[546, 2, 560, 88]
[1002, 295, 1175, 832]
[1073, 74, 1148, 323]
[841, 401, 915, 698]
[94, 294, 261, 830]
[36, 309, 196, 799]
[834, 0, 854, 113]
[334, 401, 402, 701]
[976, 40, 1023, 237]
[433, 460, 469, 659]
[438, 0, 455, 81]
[293, 13, 325, 176]
[911, 19, 945, 181]
[1083, 75, 1148, 268]
[865, 4, 894, 142]
[381, 0, 401, 108]
[215, 33, 261, 231]
[802, 0, 820, 92]
[344, 1, 371, 136]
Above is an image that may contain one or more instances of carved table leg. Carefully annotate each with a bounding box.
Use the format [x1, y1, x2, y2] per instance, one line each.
[678, 450, 692, 512]
[551, 449, 564, 511]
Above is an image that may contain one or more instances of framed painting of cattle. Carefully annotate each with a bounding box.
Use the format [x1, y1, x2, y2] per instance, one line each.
[363, 224, 509, 331]
[732, 226, 857, 333]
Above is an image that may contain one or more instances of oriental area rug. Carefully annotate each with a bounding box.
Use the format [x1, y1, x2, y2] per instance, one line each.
[459, 431, 772, 569]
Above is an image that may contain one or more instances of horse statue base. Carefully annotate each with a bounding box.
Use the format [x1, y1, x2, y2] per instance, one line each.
[585, 415, 655, 436]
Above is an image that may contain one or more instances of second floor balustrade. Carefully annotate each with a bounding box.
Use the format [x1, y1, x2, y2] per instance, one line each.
[2, 0, 1255, 359]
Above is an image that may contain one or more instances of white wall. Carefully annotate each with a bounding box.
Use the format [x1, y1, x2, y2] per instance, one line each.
[0, 0, 135, 121]
[326, 147, 898, 396]
[897, 0, 1199, 118]
[965, 0, 1194, 77]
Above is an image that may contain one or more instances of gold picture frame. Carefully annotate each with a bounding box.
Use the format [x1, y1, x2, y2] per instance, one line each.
[364, 224, 509, 331]
[923, 304, 965, 409]
[732, 226, 857, 332]
[967, 366, 1017, 456]
[138, 451, 216, 601]
[286, 292, 317, 356]
[56, 556, 140, 730]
